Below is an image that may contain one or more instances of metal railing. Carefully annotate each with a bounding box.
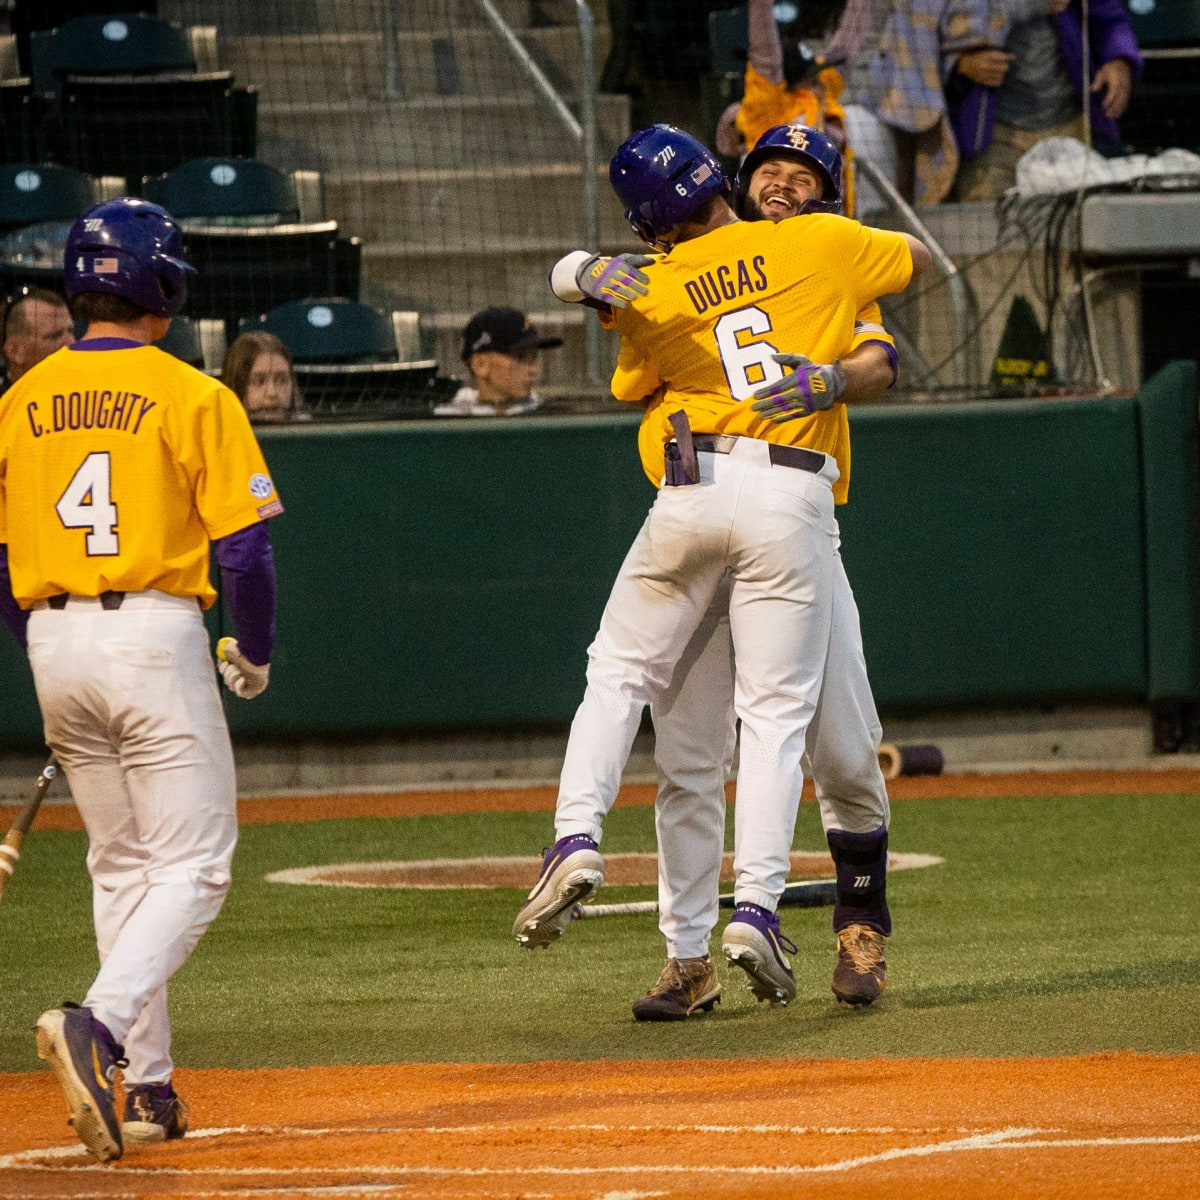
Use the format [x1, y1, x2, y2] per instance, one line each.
[854, 154, 982, 389]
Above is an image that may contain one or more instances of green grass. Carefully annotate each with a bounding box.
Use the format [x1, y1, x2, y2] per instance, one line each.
[2, 791, 1198, 1072]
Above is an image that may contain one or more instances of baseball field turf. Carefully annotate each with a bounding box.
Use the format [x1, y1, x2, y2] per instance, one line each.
[1, 772, 1197, 1196]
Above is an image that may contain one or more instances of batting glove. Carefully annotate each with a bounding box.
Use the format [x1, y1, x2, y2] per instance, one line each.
[575, 253, 655, 308]
[750, 354, 847, 422]
[217, 637, 270, 700]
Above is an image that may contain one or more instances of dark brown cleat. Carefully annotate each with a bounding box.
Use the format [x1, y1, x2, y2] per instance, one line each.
[832, 925, 887, 1006]
[632, 956, 721, 1022]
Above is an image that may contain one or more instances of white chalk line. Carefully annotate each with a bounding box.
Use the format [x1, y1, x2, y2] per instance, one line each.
[266, 850, 942, 890]
[2, 1125, 1198, 1188]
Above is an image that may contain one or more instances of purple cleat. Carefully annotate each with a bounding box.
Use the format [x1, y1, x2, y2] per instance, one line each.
[513, 834, 604, 949]
[35, 1003, 126, 1162]
[722, 902, 798, 1005]
[123, 1081, 189, 1144]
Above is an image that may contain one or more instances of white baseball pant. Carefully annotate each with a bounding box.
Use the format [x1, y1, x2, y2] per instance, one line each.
[651, 545, 890, 959]
[26, 591, 237, 1087]
[554, 437, 840, 911]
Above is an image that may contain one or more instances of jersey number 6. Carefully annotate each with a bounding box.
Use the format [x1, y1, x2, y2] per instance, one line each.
[56, 452, 119, 556]
[714, 306, 785, 400]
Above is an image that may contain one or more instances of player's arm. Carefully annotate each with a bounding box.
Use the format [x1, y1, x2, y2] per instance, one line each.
[549, 250, 654, 311]
[902, 233, 933, 278]
[213, 520, 275, 699]
[0, 544, 29, 649]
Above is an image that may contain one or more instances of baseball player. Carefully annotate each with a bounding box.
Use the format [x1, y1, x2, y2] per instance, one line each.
[513, 126, 929, 1014]
[637, 124, 904, 1018]
[0, 198, 281, 1161]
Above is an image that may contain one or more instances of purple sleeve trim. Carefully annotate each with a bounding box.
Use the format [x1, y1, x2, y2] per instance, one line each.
[214, 522, 277, 667]
[0, 544, 29, 649]
[862, 339, 900, 386]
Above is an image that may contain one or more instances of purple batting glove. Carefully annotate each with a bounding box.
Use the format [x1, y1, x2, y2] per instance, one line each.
[576, 253, 655, 308]
[750, 353, 847, 421]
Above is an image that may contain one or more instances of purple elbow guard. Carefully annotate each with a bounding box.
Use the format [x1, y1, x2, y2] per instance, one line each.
[215, 522, 277, 667]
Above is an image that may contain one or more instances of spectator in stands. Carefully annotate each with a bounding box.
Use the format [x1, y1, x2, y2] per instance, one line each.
[435, 307, 563, 418]
[1, 288, 75, 392]
[950, 0, 1142, 201]
[822, 0, 994, 213]
[221, 331, 305, 424]
[715, 0, 848, 161]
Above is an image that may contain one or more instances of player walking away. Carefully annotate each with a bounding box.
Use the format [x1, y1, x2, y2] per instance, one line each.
[0, 198, 282, 1161]
[513, 125, 929, 1016]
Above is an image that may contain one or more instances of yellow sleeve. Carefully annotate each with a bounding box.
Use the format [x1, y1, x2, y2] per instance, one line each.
[609, 318, 664, 404]
[840, 223, 914, 309]
[185, 382, 284, 540]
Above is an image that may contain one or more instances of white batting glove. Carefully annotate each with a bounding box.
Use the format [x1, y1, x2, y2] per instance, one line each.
[216, 637, 270, 700]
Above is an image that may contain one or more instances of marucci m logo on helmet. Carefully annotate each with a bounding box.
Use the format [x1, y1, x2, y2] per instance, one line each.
[610, 124, 730, 251]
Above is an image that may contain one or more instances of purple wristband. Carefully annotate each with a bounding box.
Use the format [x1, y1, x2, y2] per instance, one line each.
[214, 523, 277, 667]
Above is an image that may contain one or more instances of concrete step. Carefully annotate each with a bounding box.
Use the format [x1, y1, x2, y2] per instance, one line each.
[323, 164, 630, 244]
[221, 26, 611, 104]
[359, 235, 642, 314]
[164, 0, 606, 37]
[255, 93, 631, 171]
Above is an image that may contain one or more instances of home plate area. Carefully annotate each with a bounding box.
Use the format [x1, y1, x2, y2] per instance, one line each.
[1, 1055, 1196, 1199]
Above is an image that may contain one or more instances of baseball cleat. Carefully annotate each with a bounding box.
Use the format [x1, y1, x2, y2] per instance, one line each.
[35, 1004, 126, 1162]
[513, 834, 604, 949]
[122, 1082, 189, 1144]
[832, 924, 888, 1005]
[722, 902, 798, 1005]
[632, 956, 721, 1022]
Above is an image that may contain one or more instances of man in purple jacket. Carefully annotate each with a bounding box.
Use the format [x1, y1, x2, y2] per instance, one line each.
[951, 0, 1142, 200]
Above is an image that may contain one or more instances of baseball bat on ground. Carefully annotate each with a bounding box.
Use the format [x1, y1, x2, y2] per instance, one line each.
[575, 879, 836, 920]
[0, 756, 58, 903]
[877, 742, 944, 780]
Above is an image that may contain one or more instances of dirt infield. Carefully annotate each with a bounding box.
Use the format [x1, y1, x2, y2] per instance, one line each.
[6, 767, 1200, 831]
[1, 1054, 1197, 1198]
[3, 769, 1197, 1196]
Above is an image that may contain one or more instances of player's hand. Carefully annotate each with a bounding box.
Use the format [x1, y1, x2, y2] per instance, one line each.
[575, 253, 654, 308]
[216, 637, 270, 700]
[750, 354, 847, 421]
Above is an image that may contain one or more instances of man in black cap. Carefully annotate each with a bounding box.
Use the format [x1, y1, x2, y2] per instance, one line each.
[435, 306, 563, 416]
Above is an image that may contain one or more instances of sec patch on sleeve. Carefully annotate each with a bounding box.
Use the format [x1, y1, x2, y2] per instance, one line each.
[249, 473, 274, 499]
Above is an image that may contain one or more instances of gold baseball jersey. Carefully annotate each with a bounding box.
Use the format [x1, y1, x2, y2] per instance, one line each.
[0, 342, 283, 608]
[605, 215, 912, 502]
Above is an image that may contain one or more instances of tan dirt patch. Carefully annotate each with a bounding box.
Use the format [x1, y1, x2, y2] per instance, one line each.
[1, 1054, 1197, 1198]
[6, 768, 1200, 832]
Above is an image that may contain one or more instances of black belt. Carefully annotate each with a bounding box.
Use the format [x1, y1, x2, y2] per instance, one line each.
[666, 436, 825, 475]
[47, 591, 126, 610]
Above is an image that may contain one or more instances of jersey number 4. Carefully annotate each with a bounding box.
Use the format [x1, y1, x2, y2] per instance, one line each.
[56, 452, 119, 556]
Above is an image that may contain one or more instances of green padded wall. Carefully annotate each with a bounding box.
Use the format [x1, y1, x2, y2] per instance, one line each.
[1, 371, 1196, 748]
[841, 395, 1147, 707]
[1136, 360, 1200, 700]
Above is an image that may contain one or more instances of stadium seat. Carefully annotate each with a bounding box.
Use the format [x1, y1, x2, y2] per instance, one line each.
[142, 157, 323, 225]
[0, 162, 94, 234]
[57, 72, 252, 183]
[181, 223, 362, 325]
[29, 12, 211, 95]
[9, 1, 159, 76]
[0, 79, 37, 166]
[153, 314, 226, 371]
[239, 298, 405, 364]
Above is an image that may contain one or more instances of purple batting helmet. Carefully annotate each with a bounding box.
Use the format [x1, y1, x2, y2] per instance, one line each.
[65, 197, 195, 317]
[734, 122, 844, 217]
[610, 124, 730, 249]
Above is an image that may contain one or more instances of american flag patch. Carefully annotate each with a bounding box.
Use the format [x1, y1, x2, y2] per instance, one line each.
[690, 163, 712, 186]
[93, 257, 119, 274]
